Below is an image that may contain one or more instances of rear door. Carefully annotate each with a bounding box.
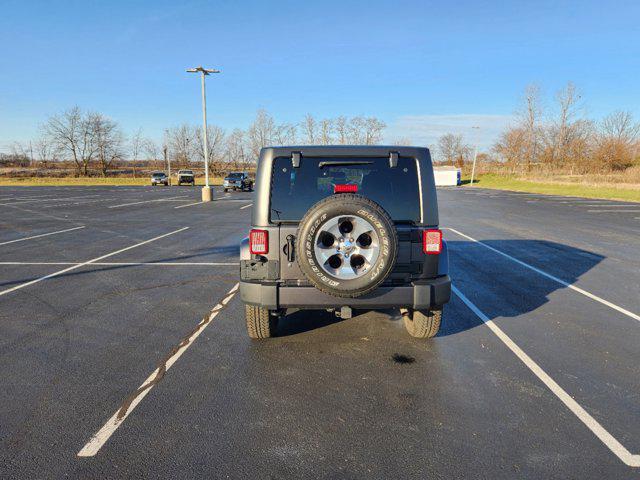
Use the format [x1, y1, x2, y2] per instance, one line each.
[269, 155, 423, 283]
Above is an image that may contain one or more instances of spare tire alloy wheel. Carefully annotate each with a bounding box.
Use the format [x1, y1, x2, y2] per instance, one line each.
[296, 194, 398, 298]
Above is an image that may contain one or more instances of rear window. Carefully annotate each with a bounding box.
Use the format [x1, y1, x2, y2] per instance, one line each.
[270, 156, 421, 222]
[228, 173, 243, 178]
[180, 170, 193, 175]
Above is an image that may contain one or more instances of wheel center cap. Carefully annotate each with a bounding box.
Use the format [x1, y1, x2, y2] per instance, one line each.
[340, 239, 354, 254]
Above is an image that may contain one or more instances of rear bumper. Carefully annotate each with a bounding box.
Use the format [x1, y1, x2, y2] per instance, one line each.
[240, 276, 451, 310]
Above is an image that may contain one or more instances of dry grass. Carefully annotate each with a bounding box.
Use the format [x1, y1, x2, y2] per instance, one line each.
[466, 174, 640, 202]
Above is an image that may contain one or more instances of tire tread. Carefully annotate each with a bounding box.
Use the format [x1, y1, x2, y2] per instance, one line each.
[403, 309, 442, 338]
[245, 304, 277, 338]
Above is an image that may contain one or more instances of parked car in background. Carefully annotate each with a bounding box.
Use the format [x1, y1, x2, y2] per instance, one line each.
[177, 170, 196, 186]
[223, 172, 253, 192]
[150, 171, 169, 186]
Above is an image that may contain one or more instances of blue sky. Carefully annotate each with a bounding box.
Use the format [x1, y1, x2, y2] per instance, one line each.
[1, 0, 639, 152]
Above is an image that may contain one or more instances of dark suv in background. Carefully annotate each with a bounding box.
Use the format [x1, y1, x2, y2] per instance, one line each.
[223, 172, 253, 192]
[240, 146, 451, 340]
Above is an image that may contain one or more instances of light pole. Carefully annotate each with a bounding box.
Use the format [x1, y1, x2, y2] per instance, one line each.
[187, 65, 220, 201]
[470, 126, 480, 186]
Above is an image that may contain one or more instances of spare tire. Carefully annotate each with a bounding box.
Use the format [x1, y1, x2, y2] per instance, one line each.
[296, 193, 398, 298]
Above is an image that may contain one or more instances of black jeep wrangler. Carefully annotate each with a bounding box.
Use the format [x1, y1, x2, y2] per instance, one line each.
[240, 146, 451, 339]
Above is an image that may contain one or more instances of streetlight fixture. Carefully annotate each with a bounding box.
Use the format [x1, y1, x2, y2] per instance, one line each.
[187, 65, 220, 201]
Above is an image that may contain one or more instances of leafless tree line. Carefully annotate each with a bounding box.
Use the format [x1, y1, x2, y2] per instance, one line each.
[436, 133, 473, 167]
[10, 106, 127, 176]
[163, 110, 387, 169]
[9, 107, 387, 176]
[433, 83, 640, 174]
[493, 82, 640, 173]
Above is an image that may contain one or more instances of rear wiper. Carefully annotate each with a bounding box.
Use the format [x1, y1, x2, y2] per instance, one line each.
[318, 160, 373, 168]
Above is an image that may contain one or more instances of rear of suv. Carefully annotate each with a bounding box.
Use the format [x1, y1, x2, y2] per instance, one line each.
[240, 146, 451, 339]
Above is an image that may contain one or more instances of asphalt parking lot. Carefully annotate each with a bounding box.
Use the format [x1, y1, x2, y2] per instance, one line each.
[1, 185, 639, 479]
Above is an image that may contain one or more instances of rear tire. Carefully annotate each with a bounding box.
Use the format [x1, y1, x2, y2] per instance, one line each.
[245, 304, 278, 339]
[403, 308, 442, 339]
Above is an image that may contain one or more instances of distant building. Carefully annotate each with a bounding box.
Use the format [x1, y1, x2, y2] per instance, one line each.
[433, 166, 461, 186]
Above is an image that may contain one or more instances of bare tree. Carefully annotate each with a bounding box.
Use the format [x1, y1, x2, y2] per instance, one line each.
[493, 127, 527, 172]
[225, 128, 248, 166]
[143, 137, 162, 169]
[390, 136, 412, 146]
[348, 116, 367, 144]
[334, 116, 349, 144]
[600, 111, 640, 142]
[130, 127, 144, 163]
[302, 114, 317, 144]
[166, 124, 195, 168]
[319, 119, 333, 145]
[10, 141, 31, 166]
[272, 123, 297, 145]
[363, 117, 386, 144]
[194, 124, 226, 171]
[247, 109, 275, 159]
[595, 111, 640, 170]
[34, 136, 56, 168]
[91, 113, 125, 176]
[547, 81, 582, 167]
[517, 84, 543, 171]
[437, 133, 471, 166]
[44, 106, 98, 176]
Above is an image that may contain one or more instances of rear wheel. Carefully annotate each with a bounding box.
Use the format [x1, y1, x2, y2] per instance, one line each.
[402, 308, 442, 339]
[245, 304, 278, 339]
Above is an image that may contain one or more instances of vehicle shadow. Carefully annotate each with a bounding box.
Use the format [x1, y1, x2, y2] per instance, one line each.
[275, 239, 605, 338]
[276, 309, 345, 336]
[437, 239, 605, 336]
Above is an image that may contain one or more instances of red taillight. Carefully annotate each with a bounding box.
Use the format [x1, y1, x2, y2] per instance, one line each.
[423, 229, 442, 255]
[333, 184, 358, 193]
[249, 229, 268, 254]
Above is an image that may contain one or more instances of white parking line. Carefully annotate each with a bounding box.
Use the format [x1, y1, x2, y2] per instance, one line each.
[0, 227, 189, 298]
[240, 203, 252, 209]
[0, 195, 103, 206]
[445, 227, 640, 323]
[0, 226, 85, 246]
[0, 261, 236, 266]
[452, 285, 640, 467]
[108, 196, 189, 208]
[581, 204, 639, 208]
[77, 282, 240, 457]
[587, 210, 640, 213]
[174, 201, 205, 209]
